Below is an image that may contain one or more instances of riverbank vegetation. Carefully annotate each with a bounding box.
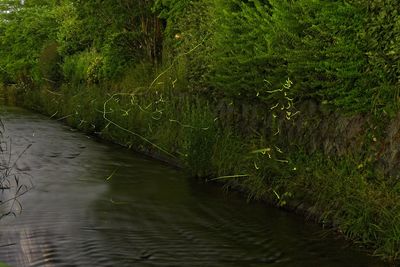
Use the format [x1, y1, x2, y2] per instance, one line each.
[1, 0, 400, 262]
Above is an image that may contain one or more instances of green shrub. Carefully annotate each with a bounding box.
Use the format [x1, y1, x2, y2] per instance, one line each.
[0, 5, 58, 84]
[209, 0, 274, 98]
[62, 51, 102, 84]
[101, 31, 147, 80]
[158, 0, 216, 92]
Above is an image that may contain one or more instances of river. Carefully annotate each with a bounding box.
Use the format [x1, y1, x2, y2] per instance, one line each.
[0, 106, 383, 266]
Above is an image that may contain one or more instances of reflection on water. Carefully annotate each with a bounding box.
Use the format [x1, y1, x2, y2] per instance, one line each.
[0, 106, 383, 266]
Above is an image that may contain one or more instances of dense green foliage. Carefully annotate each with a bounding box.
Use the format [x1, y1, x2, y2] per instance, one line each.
[0, 2, 57, 84]
[1, 0, 399, 113]
[2, 0, 400, 262]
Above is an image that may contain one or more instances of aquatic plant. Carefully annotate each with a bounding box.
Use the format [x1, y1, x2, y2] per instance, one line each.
[0, 119, 33, 219]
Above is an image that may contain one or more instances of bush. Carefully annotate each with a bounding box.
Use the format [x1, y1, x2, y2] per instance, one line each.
[62, 50, 103, 85]
[0, 6, 58, 84]
[209, 0, 274, 98]
[158, 0, 216, 92]
[269, 0, 365, 110]
[101, 31, 147, 80]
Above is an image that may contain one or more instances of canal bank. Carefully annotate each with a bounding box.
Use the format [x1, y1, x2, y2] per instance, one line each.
[0, 105, 386, 267]
[2, 83, 400, 264]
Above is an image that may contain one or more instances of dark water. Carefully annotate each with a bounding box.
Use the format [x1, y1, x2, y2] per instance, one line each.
[0, 106, 384, 267]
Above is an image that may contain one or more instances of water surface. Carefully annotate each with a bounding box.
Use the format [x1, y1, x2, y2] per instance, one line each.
[0, 107, 383, 266]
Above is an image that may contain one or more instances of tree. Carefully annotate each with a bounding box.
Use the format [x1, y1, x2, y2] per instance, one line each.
[0, 1, 58, 84]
